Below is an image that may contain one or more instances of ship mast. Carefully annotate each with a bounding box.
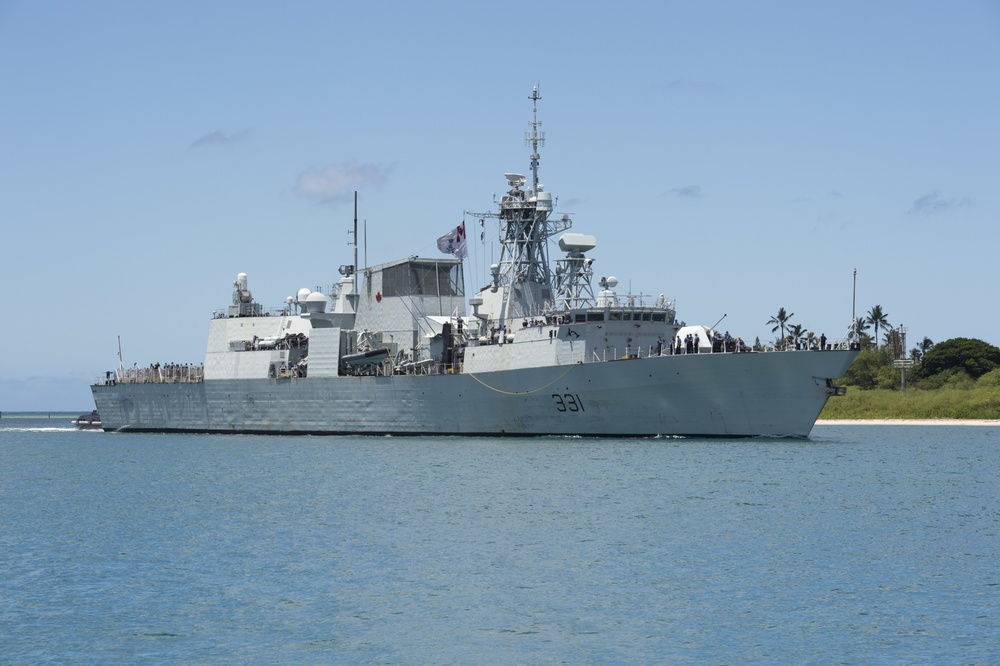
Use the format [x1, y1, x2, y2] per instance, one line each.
[527, 85, 543, 194]
[490, 86, 569, 323]
[466, 87, 574, 325]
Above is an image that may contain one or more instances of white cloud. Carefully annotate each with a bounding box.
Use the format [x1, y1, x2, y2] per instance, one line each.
[294, 162, 392, 206]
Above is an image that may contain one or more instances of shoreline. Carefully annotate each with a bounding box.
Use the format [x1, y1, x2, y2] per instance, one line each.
[816, 419, 1000, 426]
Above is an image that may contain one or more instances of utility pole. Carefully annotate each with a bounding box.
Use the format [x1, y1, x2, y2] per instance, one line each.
[891, 325, 913, 395]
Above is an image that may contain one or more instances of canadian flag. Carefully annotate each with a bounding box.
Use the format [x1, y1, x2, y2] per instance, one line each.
[436, 221, 468, 259]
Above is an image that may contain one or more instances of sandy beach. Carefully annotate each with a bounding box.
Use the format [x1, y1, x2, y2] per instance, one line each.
[816, 419, 1000, 426]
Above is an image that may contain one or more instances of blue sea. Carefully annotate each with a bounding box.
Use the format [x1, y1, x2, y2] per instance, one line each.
[2, 418, 997, 665]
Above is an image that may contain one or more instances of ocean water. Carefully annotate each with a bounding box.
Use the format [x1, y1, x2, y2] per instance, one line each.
[1, 419, 997, 665]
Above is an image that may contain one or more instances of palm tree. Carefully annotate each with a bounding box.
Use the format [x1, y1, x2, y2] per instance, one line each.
[850, 317, 870, 342]
[767, 307, 794, 349]
[788, 323, 806, 349]
[912, 337, 934, 363]
[866, 305, 890, 347]
[920, 337, 934, 355]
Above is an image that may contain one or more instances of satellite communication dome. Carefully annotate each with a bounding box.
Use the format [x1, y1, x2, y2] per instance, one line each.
[536, 191, 553, 211]
[296, 287, 311, 304]
[303, 291, 327, 314]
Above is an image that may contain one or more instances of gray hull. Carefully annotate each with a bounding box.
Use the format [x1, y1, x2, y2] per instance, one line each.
[93, 349, 856, 438]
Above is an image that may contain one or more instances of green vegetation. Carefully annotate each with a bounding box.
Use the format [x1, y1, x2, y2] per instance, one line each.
[767, 307, 794, 349]
[820, 381, 1000, 420]
[819, 337, 1000, 420]
[866, 304, 891, 347]
[915, 337, 1000, 380]
[763, 304, 1000, 420]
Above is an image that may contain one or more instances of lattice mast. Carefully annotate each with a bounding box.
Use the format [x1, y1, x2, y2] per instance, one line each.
[495, 86, 570, 321]
[466, 87, 573, 324]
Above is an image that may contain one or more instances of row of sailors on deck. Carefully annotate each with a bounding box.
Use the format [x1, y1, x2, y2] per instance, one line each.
[103, 362, 205, 384]
[711, 331, 749, 353]
[655, 332, 755, 356]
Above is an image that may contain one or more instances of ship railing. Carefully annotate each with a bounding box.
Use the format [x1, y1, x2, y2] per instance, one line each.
[598, 339, 852, 360]
[95, 364, 206, 385]
[537, 295, 676, 319]
[766, 338, 858, 352]
[212, 307, 291, 319]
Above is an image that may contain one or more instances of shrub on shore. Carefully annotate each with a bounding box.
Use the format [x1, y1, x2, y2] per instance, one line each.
[821, 382, 1000, 420]
[821, 338, 1000, 420]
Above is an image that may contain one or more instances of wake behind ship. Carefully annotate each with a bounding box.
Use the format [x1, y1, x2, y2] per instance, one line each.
[92, 88, 858, 437]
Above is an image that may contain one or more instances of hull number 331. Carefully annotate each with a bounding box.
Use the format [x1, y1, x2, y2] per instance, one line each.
[552, 393, 585, 412]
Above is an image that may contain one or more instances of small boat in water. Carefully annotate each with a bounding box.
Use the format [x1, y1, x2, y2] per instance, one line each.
[73, 410, 102, 429]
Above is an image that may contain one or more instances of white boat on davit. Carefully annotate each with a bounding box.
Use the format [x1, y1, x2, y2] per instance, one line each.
[91, 87, 858, 438]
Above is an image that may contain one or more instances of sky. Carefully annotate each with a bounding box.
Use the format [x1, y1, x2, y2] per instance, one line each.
[1, 1, 998, 410]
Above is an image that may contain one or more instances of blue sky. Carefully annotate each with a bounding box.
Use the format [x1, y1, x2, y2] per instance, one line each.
[2, 1, 998, 410]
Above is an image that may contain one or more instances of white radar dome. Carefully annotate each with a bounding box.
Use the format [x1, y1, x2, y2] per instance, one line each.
[296, 287, 311, 303]
[303, 291, 327, 314]
[536, 191, 553, 211]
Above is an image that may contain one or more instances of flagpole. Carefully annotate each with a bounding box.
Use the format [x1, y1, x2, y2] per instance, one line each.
[852, 267, 857, 337]
[353, 191, 359, 292]
[463, 216, 470, 314]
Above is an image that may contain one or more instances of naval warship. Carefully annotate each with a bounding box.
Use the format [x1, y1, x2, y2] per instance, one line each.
[91, 88, 858, 437]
